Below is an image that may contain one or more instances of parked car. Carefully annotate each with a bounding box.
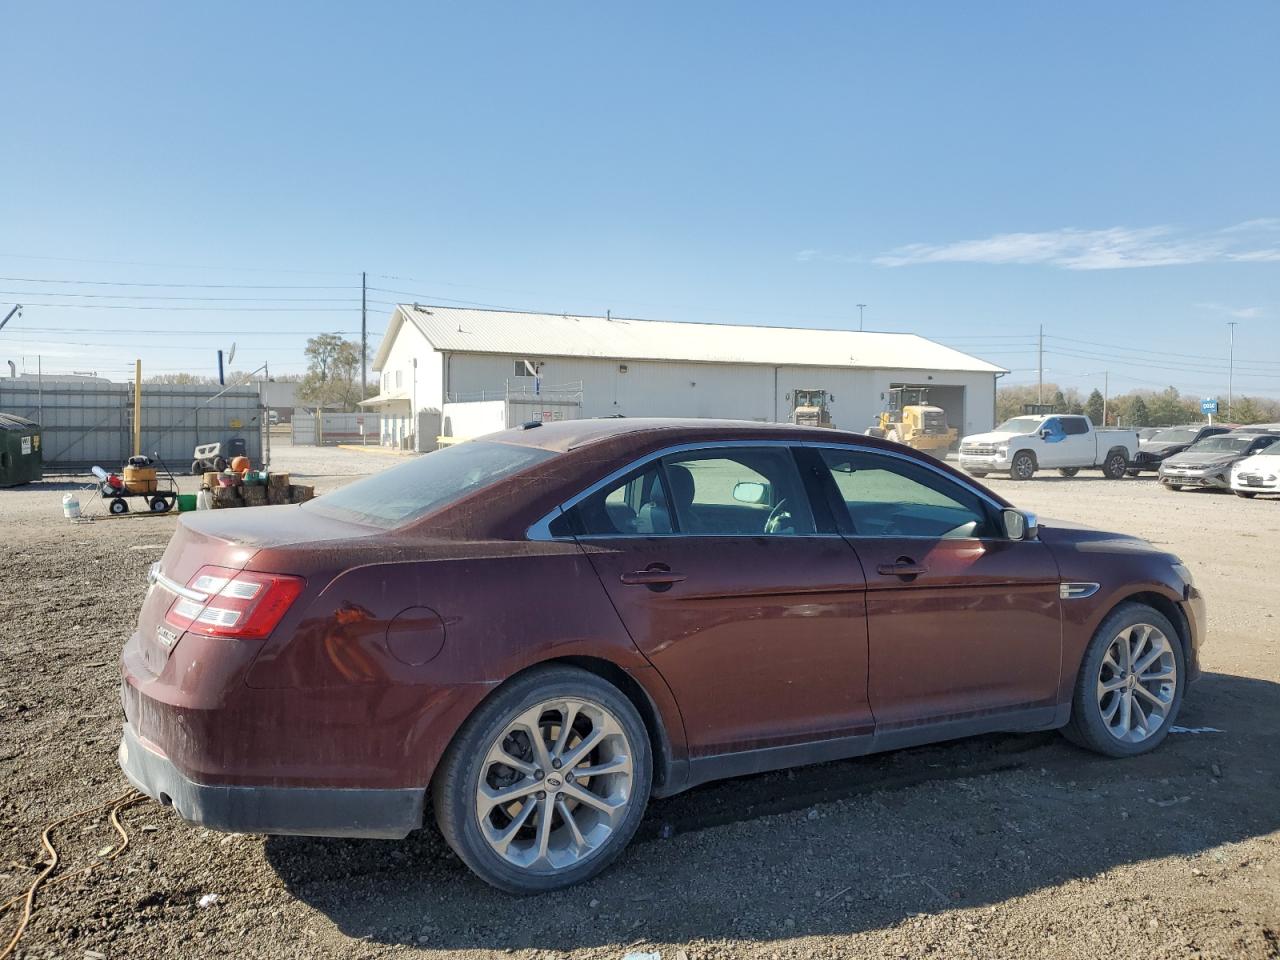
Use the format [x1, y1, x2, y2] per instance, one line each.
[119, 418, 1204, 893]
[1126, 423, 1233, 476]
[1158, 429, 1280, 492]
[1230, 448, 1280, 498]
[958, 414, 1139, 480]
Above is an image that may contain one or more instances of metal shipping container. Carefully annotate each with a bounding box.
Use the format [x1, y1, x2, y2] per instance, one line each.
[0, 414, 43, 487]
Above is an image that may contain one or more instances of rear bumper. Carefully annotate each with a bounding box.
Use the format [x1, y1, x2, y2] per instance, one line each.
[118, 722, 423, 838]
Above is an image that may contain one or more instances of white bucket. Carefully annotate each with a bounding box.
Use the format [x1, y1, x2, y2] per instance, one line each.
[196, 489, 212, 511]
[62, 493, 82, 519]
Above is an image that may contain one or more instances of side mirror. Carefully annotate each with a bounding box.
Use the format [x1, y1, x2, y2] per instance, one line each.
[1038, 429, 1050, 439]
[733, 481, 768, 504]
[1002, 509, 1039, 541]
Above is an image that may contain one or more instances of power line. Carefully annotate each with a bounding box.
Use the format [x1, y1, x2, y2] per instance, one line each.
[6, 302, 362, 312]
[0, 290, 360, 303]
[0, 275, 356, 290]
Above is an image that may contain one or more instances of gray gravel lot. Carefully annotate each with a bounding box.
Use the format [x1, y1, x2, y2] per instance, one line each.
[1, 446, 1277, 959]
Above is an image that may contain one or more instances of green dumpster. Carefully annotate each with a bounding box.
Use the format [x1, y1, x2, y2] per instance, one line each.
[0, 414, 43, 487]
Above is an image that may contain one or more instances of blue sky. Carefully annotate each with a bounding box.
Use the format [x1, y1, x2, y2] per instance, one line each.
[1, 2, 1277, 398]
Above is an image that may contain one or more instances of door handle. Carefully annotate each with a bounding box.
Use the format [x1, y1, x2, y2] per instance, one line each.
[620, 567, 687, 589]
[877, 559, 928, 578]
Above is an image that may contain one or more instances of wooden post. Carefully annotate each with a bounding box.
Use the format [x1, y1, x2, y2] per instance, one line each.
[133, 359, 142, 457]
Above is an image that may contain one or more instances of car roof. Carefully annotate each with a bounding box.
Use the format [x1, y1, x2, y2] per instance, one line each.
[486, 417, 869, 453]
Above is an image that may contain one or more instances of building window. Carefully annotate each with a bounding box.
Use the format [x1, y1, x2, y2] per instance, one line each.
[396, 370, 403, 389]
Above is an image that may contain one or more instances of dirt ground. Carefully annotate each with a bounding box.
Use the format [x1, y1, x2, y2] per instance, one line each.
[1, 446, 1277, 960]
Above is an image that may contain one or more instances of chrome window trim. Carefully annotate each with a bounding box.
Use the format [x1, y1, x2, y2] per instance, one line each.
[525, 438, 1016, 543]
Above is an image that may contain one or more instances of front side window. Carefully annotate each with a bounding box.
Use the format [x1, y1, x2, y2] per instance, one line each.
[817, 449, 995, 539]
[1062, 417, 1090, 435]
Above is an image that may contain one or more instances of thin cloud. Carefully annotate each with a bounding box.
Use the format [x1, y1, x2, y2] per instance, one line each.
[1195, 302, 1264, 320]
[859, 220, 1280, 270]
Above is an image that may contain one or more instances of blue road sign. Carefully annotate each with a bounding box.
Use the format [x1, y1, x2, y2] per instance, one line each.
[1201, 397, 1219, 415]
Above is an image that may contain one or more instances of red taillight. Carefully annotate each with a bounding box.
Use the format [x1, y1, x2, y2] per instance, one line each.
[164, 565, 304, 640]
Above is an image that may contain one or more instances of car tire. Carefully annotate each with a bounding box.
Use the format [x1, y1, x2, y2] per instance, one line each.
[1058, 467, 1080, 478]
[1234, 490, 1257, 499]
[1125, 469, 1141, 478]
[1061, 602, 1185, 758]
[432, 665, 652, 894]
[1101, 451, 1129, 479]
[1009, 451, 1036, 481]
[1162, 482, 1182, 492]
[149, 496, 171, 513]
[109, 498, 129, 515]
[967, 470, 989, 478]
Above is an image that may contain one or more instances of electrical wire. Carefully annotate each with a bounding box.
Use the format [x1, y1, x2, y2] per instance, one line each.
[0, 276, 357, 290]
[0, 290, 360, 303]
[0, 790, 145, 960]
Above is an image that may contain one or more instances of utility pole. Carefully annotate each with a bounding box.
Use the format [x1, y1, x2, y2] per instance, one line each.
[1102, 370, 1109, 425]
[1227, 321, 1237, 420]
[856, 304, 867, 331]
[1037, 324, 1044, 406]
[361, 271, 368, 401]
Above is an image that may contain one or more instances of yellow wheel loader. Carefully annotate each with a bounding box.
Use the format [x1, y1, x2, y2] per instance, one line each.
[866, 387, 956, 454]
[790, 388, 835, 429]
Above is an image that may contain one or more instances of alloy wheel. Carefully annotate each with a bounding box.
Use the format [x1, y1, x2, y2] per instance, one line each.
[475, 698, 634, 872]
[1096, 623, 1177, 743]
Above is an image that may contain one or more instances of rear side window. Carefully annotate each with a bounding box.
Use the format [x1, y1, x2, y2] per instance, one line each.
[1062, 417, 1090, 435]
[303, 441, 556, 528]
[555, 466, 673, 537]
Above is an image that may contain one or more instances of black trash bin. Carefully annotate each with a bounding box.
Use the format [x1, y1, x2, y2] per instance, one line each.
[0, 414, 42, 487]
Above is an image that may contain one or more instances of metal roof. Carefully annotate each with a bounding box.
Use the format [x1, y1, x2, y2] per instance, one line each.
[373, 305, 1006, 375]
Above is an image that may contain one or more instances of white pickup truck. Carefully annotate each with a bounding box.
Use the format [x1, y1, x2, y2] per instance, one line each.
[958, 414, 1139, 481]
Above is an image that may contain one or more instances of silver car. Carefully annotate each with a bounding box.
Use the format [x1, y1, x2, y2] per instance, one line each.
[1158, 431, 1280, 491]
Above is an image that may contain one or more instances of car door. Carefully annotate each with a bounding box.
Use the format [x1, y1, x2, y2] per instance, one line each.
[555, 444, 873, 758]
[1035, 417, 1070, 467]
[1059, 416, 1093, 464]
[807, 446, 1062, 733]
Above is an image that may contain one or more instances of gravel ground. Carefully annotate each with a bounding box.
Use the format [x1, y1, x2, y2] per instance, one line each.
[1, 447, 1277, 960]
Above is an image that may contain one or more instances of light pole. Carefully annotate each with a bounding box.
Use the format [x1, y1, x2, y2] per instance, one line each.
[1227, 321, 1237, 420]
[0, 304, 22, 333]
[856, 304, 867, 331]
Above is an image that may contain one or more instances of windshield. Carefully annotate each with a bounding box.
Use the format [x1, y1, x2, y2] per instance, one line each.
[994, 417, 1046, 434]
[1188, 435, 1255, 454]
[1148, 428, 1198, 444]
[303, 440, 557, 528]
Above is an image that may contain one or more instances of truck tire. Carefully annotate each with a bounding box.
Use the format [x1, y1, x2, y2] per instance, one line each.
[1101, 449, 1129, 479]
[1058, 467, 1080, 478]
[1009, 451, 1037, 481]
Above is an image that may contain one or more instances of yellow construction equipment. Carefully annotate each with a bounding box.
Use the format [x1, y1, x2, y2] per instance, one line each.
[867, 387, 956, 454]
[790, 388, 835, 429]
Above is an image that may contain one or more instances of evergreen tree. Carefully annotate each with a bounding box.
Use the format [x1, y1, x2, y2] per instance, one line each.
[1085, 389, 1105, 425]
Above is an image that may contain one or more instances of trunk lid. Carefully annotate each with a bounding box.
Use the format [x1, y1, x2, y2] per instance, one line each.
[132, 504, 378, 675]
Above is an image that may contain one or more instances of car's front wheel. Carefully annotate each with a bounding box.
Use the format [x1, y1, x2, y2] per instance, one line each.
[1234, 490, 1257, 499]
[1009, 451, 1037, 481]
[432, 666, 652, 894]
[1062, 603, 1184, 757]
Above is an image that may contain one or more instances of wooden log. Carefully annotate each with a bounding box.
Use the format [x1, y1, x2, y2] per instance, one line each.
[242, 486, 268, 507]
[211, 486, 242, 509]
[202, 471, 220, 490]
[267, 486, 290, 506]
[288, 484, 315, 503]
[267, 472, 290, 489]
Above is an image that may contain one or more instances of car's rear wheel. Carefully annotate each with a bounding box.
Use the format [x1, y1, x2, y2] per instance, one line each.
[432, 666, 651, 894]
[1058, 467, 1079, 477]
[967, 470, 988, 478]
[1234, 490, 1257, 499]
[1062, 603, 1184, 757]
[1009, 451, 1036, 481]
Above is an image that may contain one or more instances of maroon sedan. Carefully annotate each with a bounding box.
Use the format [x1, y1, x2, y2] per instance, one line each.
[120, 419, 1204, 893]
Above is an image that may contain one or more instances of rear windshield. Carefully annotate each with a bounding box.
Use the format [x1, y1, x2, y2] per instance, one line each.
[1190, 435, 1254, 453]
[302, 440, 557, 528]
[1149, 428, 1197, 443]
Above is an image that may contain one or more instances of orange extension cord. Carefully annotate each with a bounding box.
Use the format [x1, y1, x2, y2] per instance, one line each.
[0, 790, 144, 960]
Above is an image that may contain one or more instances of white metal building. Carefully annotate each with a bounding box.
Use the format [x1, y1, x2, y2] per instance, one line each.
[363, 304, 1006, 448]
